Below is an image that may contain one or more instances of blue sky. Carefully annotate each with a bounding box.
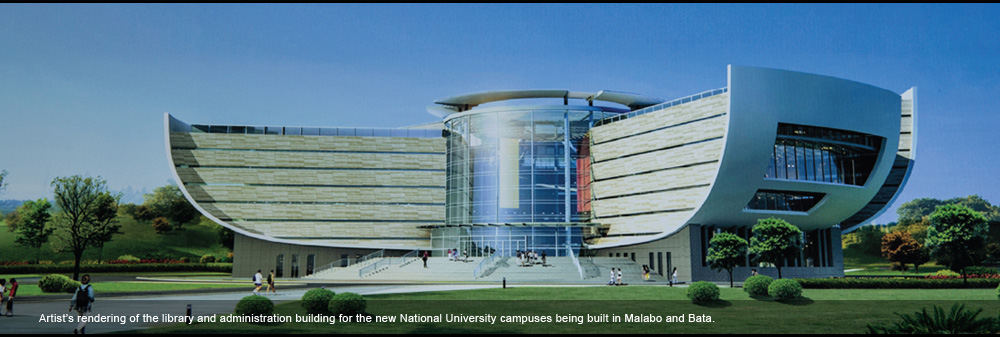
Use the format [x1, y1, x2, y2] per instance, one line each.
[0, 4, 997, 224]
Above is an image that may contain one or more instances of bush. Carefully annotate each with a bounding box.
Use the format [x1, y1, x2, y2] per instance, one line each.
[179, 257, 190, 263]
[328, 292, 366, 315]
[686, 281, 720, 302]
[234, 295, 274, 317]
[302, 288, 336, 314]
[965, 266, 999, 275]
[38, 274, 79, 293]
[768, 279, 802, 300]
[200, 255, 217, 263]
[996, 284, 1000, 299]
[117, 255, 140, 262]
[794, 278, 1000, 289]
[152, 217, 172, 234]
[743, 275, 774, 297]
[0, 263, 232, 274]
[935, 269, 961, 277]
[866, 304, 1000, 334]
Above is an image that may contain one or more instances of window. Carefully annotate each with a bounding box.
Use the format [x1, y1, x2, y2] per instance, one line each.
[275, 254, 284, 278]
[745, 190, 825, 212]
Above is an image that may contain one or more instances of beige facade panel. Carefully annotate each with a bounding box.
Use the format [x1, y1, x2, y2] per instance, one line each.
[599, 211, 695, 237]
[590, 117, 726, 163]
[591, 93, 728, 144]
[231, 221, 432, 239]
[292, 238, 430, 249]
[170, 132, 446, 153]
[590, 138, 724, 181]
[201, 203, 444, 222]
[175, 167, 445, 187]
[900, 116, 913, 134]
[591, 186, 711, 218]
[172, 149, 444, 170]
[186, 185, 444, 204]
[898, 133, 912, 151]
[591, 163, 719, 199]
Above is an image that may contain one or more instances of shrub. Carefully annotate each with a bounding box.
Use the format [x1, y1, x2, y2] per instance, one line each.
[794, 278, 1000, 289]
[302, 288, 336, 314]
[966, 266, 999, 275]
[686, 281, 720, 302]
[179, 257, 190, 263]
[935, 269, 961, 277]
[996, 284, 1000, 299]
[768, 279, 803, 300]
[328, 292, 366, 315]
[743, 275, 774, 297]
[152, 217, 172, 234]
[234, 295, 274, 317]
[201, 254, 217, 263]
[117, 255, 140, 262]
[0, 262, 232, 274]
[38, 274, 78, 293]
[866, 304, 1000, 334]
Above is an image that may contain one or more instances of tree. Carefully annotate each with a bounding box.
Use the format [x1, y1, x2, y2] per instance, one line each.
[152, 217, 172, 234]
[925, 204, 989, 284]
[143, 185, 196, 229]
[706, 232, 748, 288]
[897, 198, 945, 223]
[881, 231, 925, 273]
[11, 198, 54, 263]
[749, 217, 802, 279]
[217, 224, 235, 251]
[133, 204, 157, 223]
[49, 175, 122, 280]
[0, 170, 6, 194]
[4, 209, 19, 232]
[843, 225, 886, 256]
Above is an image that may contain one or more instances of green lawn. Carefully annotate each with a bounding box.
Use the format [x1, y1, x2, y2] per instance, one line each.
[0, 217, 229, 263]
[843, 247, 946, 275]
[130, 286, 1000, 334]
[16, 281, 251, 296]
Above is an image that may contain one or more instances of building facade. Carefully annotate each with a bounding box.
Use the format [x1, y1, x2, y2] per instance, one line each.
[165, 65, 916, 281]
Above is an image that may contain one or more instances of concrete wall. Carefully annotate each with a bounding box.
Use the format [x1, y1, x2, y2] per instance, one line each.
[232, 233, 409, 279]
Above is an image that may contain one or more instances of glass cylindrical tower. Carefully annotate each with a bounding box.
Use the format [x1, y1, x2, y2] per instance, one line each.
[444, 106, 616, 225]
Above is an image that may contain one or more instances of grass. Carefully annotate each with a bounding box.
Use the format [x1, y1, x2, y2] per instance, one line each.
[842, 247, 946, 276]
[0, 216, 229, 263]
[16, 281, 252, 296]
[129, 286, 1000, 334]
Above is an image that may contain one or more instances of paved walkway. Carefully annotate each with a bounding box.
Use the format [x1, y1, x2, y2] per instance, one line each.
[6, 284, 498, 334]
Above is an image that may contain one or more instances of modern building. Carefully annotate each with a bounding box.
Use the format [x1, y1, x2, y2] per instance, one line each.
[164, 65, 916, 282]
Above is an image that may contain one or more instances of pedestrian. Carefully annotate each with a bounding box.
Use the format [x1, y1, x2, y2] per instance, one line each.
[463, 249, 469, 261]
[69, 275, 94, 334]
[672, 267, 678, 286]
[751, 269, 758, 277]
[541, 251, 546, 266]
[266, 270, 276, 295]
[253, 270, 263, 295]
[0, 279, 6, 316]
[6, 278, 16, 316]
[609, 268, 615, 286]
[422, 251, 429, 268]
[616, 268, 622, 286]
[642, 265, 649, 281]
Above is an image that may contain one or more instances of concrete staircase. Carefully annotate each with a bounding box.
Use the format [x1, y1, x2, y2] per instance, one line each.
[306, 256, 666, 284]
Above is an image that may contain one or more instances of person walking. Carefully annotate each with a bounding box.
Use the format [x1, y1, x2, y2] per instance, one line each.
[616, 268, 622, 286]
[69, 275, 95, 334]
[609, 268, 615, 286]
[671, 267, 678, 286]
[0, 279, 6, 316]
[422, 251, 429, 268]
[266, 270, 276, 296]
[6, 278, 16, 316]
[253, 270, 263, 295]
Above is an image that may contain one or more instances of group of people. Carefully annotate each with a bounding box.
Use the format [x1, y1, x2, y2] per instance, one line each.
[0, 278, 17, 317]
[516, 250, 545, 267]
[608, 268, 624, 285]
[447, 249, 468, 262]
[252, 269, 277, 296]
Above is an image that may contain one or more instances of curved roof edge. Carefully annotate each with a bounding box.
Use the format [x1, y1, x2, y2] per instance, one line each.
[430, 89, 664, 117]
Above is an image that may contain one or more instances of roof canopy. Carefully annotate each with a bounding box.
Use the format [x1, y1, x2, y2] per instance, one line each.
[427, 89, 664, 118]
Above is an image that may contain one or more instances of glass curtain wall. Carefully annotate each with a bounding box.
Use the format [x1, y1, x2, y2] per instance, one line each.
[764, 123, 883, 186]
[445, 109, 612, 225]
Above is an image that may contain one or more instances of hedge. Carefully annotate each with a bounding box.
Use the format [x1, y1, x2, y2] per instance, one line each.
[686, 281, 720, 302]
[795, 278, 1000, 289]
[329, 292, 366, 316]
[0, 263, 232, 274]
[235, 295, 275, 317]
[768, 279, 803, 300]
